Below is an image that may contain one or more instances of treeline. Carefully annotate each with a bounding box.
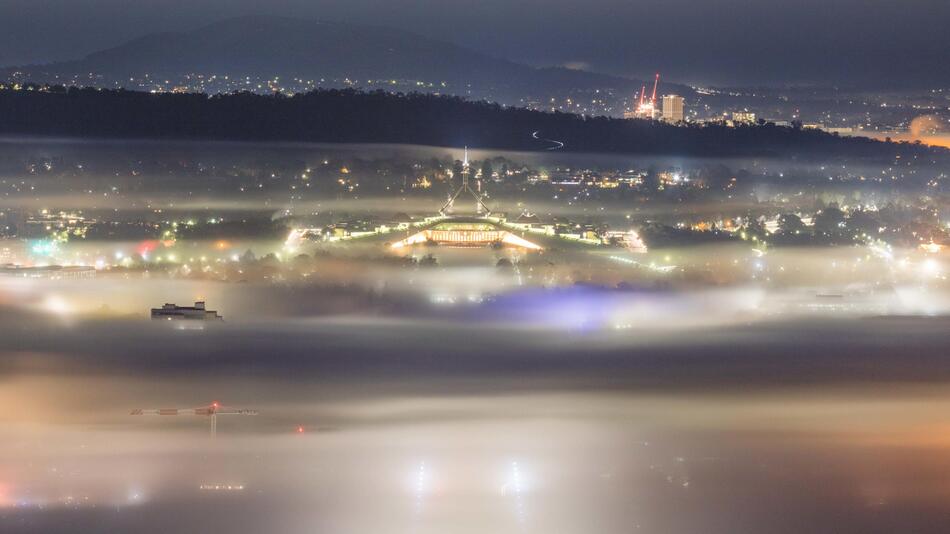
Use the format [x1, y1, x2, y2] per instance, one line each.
[639, 203, 948, 249]
[759, 204, 946, 247]
[0, 86, 943, 160]
[640, 224, 738, 248]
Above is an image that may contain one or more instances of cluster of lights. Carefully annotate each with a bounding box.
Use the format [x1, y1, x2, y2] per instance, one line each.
[609, 255, 677, 273]
[198, 484, 245, 491]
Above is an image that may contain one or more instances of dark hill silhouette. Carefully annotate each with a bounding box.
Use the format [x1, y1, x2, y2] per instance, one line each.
[1, 15, 688, 102]
[0, 86, 944, 162]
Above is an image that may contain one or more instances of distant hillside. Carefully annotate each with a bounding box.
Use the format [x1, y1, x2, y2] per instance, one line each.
[0, 86, 943, 162]
[0, 15, 690, 103]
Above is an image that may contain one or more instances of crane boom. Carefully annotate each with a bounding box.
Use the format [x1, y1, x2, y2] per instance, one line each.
[651, 73, 660, 105]
[130, 403, 258, 437]
[130, 407, 258, 416]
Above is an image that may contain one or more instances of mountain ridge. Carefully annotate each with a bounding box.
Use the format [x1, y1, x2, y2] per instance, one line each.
[0, 15, 693, 102]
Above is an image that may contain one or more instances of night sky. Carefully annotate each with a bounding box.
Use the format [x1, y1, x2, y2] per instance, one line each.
[0, 0, 947, 88]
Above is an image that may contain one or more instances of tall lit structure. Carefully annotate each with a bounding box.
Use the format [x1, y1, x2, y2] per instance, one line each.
[394, 147, 543, 250]
[638, 73, 660, 119]
[662, 95, 685, 123]
[624, 73, 661, 120]
[440, 147, 491, 216]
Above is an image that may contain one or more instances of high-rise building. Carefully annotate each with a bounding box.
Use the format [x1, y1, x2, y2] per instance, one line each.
[662, 95, 685, 123]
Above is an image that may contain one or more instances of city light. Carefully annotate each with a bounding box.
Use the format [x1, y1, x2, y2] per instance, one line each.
[1, 9, 949, 532]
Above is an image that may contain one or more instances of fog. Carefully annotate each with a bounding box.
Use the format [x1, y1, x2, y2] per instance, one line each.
[5, 313, 950, 533]
[3, 139, 950, 532]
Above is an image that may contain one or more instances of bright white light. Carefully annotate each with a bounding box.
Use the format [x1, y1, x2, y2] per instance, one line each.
[430, 294, 455, 305]
[125, 488, 146, 505]
[921, 259, 941, 277]
[502, 460, 528, 525]
[43, 295, 72, 315]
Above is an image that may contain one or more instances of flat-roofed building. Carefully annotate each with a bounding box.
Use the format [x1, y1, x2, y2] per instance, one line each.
[0, 264, 95, 279]
[391, 218, 542, 250]
[732, 111, 757, 124]
[151, 301, 222, 321]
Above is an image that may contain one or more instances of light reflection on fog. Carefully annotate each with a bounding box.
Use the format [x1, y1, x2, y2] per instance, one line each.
[2, 140, 950, 532]
[6, 379, 950, 533]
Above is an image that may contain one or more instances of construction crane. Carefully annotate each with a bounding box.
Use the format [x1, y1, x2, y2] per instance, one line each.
[130, 402, 258, 438]
[650, 72, 660, 109]
[632, 73, 661, 119]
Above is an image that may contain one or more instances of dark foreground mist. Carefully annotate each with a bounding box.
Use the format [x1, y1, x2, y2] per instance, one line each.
[3, 314, 950, 533]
